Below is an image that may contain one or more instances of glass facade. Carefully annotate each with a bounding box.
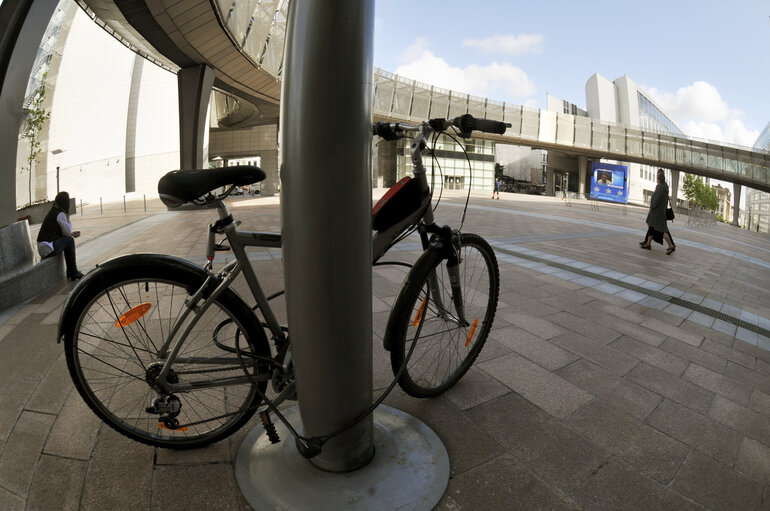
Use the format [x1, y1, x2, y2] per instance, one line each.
[396, 134, 495, 191]
[637, 93, 683, 135]
[745, 123, 770, 232]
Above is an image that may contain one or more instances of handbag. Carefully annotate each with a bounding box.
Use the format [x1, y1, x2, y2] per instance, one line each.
[666, 198, 675, 221]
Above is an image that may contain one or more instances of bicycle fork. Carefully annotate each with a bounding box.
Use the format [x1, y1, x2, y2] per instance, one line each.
[420, 224, 468, 327]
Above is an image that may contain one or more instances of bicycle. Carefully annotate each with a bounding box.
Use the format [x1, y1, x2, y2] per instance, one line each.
[57, 114, 505, 454]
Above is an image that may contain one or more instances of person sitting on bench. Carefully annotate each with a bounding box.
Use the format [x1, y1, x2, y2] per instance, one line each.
[36, 191, 83, 281]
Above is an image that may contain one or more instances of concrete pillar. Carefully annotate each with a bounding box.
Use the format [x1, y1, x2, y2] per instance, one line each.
[0, 0, 59, 227]
[732, 184, 741, 226]
[177, 65, 215, 170]
[545, 167, 555, 197]
[578, 155, 587, 197]
[374, 138, 398, 188]
[670, 170, 680, 205]
[280, 0, 374, 471]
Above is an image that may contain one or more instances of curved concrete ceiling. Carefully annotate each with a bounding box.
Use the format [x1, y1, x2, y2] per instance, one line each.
[76, 0, 281, 126]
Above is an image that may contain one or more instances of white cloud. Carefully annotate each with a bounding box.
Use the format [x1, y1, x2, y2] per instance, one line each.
[394, 40, 536, 102]
[462, 34, 544, 55]
[645, 81, 759, 146]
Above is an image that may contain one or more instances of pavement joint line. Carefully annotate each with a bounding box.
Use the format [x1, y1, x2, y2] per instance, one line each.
[490, 241, 770, 343]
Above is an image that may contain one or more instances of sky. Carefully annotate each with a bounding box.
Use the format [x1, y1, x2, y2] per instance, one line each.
[373, 0, 769, 149]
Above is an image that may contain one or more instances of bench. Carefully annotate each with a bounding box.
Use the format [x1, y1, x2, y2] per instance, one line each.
[0, 220, 65, 311]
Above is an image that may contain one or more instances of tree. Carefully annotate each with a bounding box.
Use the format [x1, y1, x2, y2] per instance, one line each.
[20, 75, 50, 207]
[682, 173, 719, 211]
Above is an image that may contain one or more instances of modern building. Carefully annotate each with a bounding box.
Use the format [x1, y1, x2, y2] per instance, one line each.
[745, 122, 770, 232]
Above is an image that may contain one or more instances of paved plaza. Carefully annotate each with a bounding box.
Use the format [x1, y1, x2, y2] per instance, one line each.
[1, 191, 769, 510]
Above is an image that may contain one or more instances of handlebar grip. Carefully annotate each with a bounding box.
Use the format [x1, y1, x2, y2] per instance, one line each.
[453, 114, 510, 136]
[373, 122, 400, 141]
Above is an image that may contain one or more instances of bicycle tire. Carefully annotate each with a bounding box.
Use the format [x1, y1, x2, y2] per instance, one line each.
[386, 233, 499, 398]
[62, 255, 270, 449]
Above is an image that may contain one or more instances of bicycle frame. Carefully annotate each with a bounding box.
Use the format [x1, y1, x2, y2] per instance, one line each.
[157, 123, 468, 393]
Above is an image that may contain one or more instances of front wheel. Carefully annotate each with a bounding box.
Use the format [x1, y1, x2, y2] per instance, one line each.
[62, 259, 270, 449]
[386, 233, 499, 397]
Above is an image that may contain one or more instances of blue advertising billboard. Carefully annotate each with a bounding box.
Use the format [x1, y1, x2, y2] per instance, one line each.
[590, 162, 628, 204]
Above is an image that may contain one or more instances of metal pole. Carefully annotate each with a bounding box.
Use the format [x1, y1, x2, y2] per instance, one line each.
[123, 195, 126, 212]
[143, 194, 146, 211]
[100, 197, 102, 214]
[79, 199, 82, 215]
[281, 0, 374, 472]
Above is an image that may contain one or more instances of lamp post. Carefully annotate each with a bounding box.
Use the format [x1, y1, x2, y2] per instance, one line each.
[51, 148, 64, 194]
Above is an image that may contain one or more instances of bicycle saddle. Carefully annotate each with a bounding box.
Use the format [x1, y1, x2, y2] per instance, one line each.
[158, 165, 266, 207]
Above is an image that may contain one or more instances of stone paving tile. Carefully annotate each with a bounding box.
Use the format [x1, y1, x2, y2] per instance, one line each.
[26, 455, 87, 511]
[0, 487, 24, 511]
[708, 395, 770, 448]
[478, 352, 594, 419]
[646, 399, 742, 465]
[43, 391, 102, 461]
[751, 389, 770, 418]
[564, 401, 687, 484]
[640, 317, 704, 346]
[0, 379, 37, 441]
[24, 356, 73, 415]
[567, 459, 701, 511]
[545, 311, 622, 345]
[599, 303, 646, 324]
[700, 338, 756, 369]
[671, 450, 766, 511]
[0, 319, 61, 388]
[659, 338, 727, 374]
[0, 411, 55, 497]
[443, 366, 511, 411]
[626, 362, 713, 414]
[492, 326, 579, 371]
[496, 309, 566, 340]
[557, 359, 661, 421]
[436, 452, 580, 510]
[604, 319, 666, 347]
[498, 292, 560, 317]
[683, 363, 754, 407]
[609, 335, 689, 376]
[79, 426, 153, 511]
[385, 392, 503, 477]
[549, 332, 639, 375]
[155, 439, 232, 465]
[465, 393, 607, 493]
[152, 463, 242, 511]
[736, 437, 770, 486]
[724, 361, 770, 395]
[733, 338, 770, 365]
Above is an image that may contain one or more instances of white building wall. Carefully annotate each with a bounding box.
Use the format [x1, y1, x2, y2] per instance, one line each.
[44, 8, 179, 205]
[585, 73, 616, 122]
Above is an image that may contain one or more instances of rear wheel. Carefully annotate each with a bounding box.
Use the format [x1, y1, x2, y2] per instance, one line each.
[386, 233, 499, 397]
[63, 263, 270, 449]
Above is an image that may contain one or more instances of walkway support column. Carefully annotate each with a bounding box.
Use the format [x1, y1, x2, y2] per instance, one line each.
[732, 184, 741, 226]
[178, 65, 214, 170]
[280, 0, 374, 471]
[578, 155, 587, 198]
[670, 169, 680, 205]
[0, 0, 58, 227]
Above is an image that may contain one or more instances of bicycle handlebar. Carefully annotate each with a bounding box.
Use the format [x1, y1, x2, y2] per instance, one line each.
[373, 114, 511, 140]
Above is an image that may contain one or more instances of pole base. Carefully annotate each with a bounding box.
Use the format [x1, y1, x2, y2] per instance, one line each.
[235, 404, 449, 510]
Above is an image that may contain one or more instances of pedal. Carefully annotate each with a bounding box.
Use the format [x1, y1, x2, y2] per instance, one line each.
[259, 411, 281, 444]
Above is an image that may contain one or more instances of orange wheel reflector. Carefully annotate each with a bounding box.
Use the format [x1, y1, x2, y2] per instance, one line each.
[115, 302, 152, 328]
[465, 319, 479, 347]
[412, 297, 427, 327]
[157, 422, 188, 432]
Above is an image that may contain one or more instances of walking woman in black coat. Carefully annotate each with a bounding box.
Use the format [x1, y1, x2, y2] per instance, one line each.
[640, 169, 676, 255]
[36, 191, 83, 280]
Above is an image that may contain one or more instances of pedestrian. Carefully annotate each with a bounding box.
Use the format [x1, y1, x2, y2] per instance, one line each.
[36, 191, 83, 280]
[492, 178, 500, 199]
[639, 169, 676, 255]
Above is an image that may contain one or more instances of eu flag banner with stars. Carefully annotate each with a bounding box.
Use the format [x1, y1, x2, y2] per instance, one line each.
[589, 162, 628, 204]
